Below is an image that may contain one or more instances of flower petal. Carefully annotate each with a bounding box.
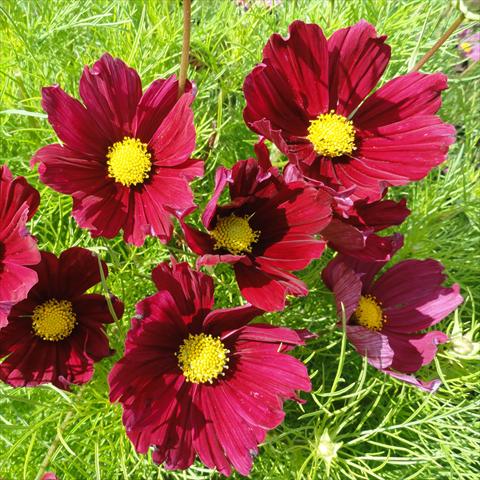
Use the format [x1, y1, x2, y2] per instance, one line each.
[328, 20, 390, 115]
[79, 53, 142, 142]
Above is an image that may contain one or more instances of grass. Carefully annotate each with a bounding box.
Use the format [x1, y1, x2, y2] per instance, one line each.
[1, 0, 479, 478]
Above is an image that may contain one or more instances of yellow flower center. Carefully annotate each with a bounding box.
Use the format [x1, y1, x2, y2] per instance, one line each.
[106, 137, 152, 187]
[177, 333, 229, 384]
[307, 111, 356, 158]
[210, 214, 260, 255]
[460, 41, 472, 53]
[32, 299, 77, 341]
[354, 295, 385, 332]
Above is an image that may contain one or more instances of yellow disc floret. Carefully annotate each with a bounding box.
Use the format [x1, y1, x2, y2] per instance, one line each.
[32, 299, 77, 341]
[177, 333, 229, 384]
[460, 41, 472, 54]
[210, 214, 260, 255]
[354, 295, 386, 332]
[106, 137, 152, 187]
[307, 110, 356, 158]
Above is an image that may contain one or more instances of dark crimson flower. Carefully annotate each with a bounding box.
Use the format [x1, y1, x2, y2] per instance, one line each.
[283, 162, 410, 261]
[0, 165, 40, 327]
[322, 239, 463, 392]
[182, 144, 332, 311]
[0, 247, 123, 390]
[457, 29, 480, 62]
[243, 20, 456, 201]
[109, 261, 312, 476]
[32, 53, 202, 246]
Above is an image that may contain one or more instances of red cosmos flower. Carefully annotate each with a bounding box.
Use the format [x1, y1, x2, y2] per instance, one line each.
[322, 238, 463, 392]
[0, 165, 40, 327]
[243, 20, 456, 201]
[0, 248, 123, 390]
[109, 261, 312, 476]
[182, 144, 332, 311]
[32, 53, 202, 246]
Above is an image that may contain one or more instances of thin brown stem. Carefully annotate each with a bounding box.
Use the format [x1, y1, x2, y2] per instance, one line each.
[410, 13, 465, 72]
[178, 0, 192, 98]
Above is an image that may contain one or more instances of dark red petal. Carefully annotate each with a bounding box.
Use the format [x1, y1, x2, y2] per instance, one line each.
[234, 261, 307, 312]
[151, 261, 214, 320]
[202, 386, 257, 475]
[193, 386, 232, 476]
[122, 188, 172, 246]
[258, 234, 326, 271]
[387, 330, 448, 373]
[149, 92, 196, 167]
[255, 185, 332, 241]
[73, 293, 123, 326]
[322, 218, 366, 254]
[31, 144, 107, 195]
[202, 166, 229, 228]
[146, 166, 197, 217]
[373, 259, 448, 306]
[134, 75, 193, 140]
[353, 198, 410, 232]
[0, 165, 40, 221]
[79, 53, 142, 142]
[161, 384, 196, 470]
[261, 20, 330, 117]
[380, 369, 442, 393]
[323, 233, 404, 292]
[41, 85, 108, 156]
[204, 304, 263, 337]
[353, 116, 455, 195]
[243, 62, 310, 137]
[384, 283, 462, 334]
[234, 324, 310, 347]
[346, 325, 394, 370]
[321, 260, 362, 320]
[328, 20, 390, 115]
[71, 182, 129, 240]
[354, 72, 448, 130]
[181, 220, 216, 255]
[57, 247, 107, 297]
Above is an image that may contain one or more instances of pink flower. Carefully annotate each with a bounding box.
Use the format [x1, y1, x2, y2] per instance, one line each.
[182, 142, 332, 311]
[0, 165, 40, 327]
[109, 261, 312, 475]
[322, 238, 463, 392]
[32, 53, 202, 246]
[244, 20, 455, 202]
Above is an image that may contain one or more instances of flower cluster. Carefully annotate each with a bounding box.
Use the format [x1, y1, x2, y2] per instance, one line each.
[1, 19, 464, 477]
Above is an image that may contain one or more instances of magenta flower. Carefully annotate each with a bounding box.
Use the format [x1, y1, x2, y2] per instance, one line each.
[32, 53, 202, 246]
[322, 238, 463, 392]
[244, 20, 455, 202]
[109, 261, 312, 476]
[0, 165, 40, 327]
[182, 142, 332, 311]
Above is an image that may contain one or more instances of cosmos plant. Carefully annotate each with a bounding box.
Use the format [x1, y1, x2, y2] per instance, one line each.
[0, 2, 469, 477]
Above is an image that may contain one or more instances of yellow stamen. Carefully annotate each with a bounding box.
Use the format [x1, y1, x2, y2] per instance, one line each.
[354, 295, 385, 332]
[177, 333, 229, 384]
[460, 41, 472, 53]
[210, 214, 260, 255]
[106, 137, 152, 187]
[32, 299, 77, 341]
[307, 110, 356, 158]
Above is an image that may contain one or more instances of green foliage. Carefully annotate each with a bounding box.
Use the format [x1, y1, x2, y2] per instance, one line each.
[0, 0, 479, 478]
